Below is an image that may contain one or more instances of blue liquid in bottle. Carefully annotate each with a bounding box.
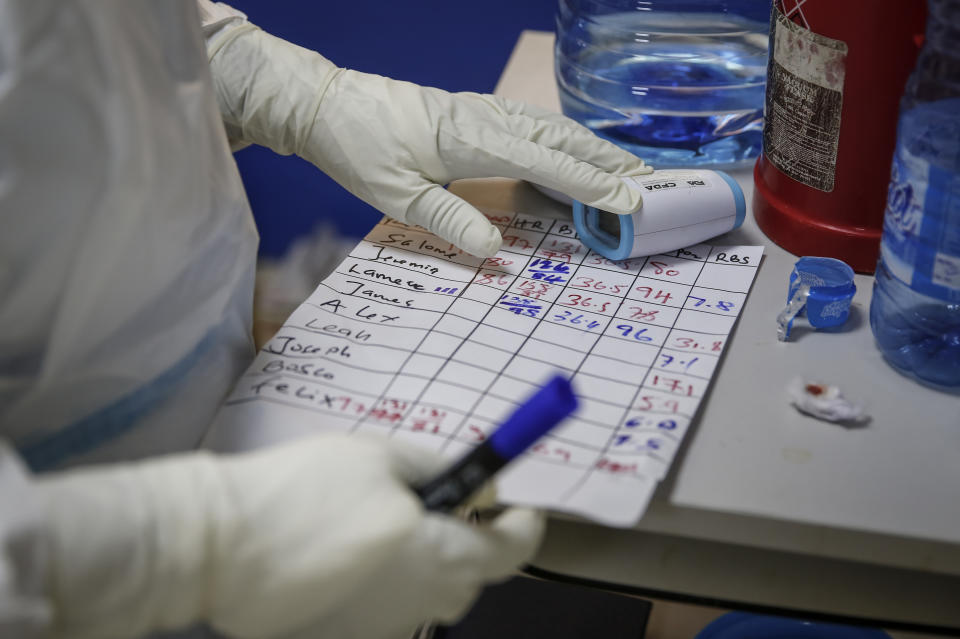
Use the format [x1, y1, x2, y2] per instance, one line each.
[555, 1, 769, 168]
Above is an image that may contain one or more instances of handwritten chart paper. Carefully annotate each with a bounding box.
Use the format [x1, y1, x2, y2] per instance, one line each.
[204, 213, 762, 527]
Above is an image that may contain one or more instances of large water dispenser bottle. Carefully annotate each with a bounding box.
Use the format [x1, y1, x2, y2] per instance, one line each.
[870, 0, 960, 391]
[554, 0, 770, 168]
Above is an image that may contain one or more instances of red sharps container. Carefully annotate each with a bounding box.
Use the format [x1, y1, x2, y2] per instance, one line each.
[753, 0, 926, 273]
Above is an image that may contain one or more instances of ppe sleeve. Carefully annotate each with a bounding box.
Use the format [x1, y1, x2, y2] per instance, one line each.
[196, 0, 253, 149]
[196, 0, 246, 39]
[0, 442, 52, 639]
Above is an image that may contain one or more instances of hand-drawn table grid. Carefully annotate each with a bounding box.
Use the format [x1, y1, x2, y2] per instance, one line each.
[225, 211, 761, 526]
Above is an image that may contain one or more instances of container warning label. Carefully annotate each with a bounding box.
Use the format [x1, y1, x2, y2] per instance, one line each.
[764, 5, 848, 192]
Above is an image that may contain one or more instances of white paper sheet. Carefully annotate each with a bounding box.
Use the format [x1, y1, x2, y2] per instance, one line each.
[204, 212, 762, 527]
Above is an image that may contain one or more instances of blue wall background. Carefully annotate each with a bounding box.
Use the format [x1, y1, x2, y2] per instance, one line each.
[225, 1, 558, 257]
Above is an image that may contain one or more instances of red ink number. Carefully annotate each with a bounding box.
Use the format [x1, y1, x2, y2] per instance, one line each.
[562, 293, 610, 313]
[650, 261, 680, 276]
[634, 286, 674, 304]
[476, 272, 512, 287]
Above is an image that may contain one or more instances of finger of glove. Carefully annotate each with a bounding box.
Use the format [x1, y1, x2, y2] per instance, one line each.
[427, 507, 545, 579]
[421, 507, 546, 623]
[460, 480, 498, 511]
[506, 111, 653, 177]
[473, 94, 637, 163]
[484, 96, 653, 176]
[479, 507, 546, 575]
[485, 94, 587, 130]
[484, 94, 596, 133]
[380, 435, 452, 486]
[490, 136, 644, 214]
[407, 185, 503, 258]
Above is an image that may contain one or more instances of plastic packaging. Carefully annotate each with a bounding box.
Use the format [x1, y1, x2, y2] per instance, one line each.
[573, 169, 745, 260]
[777, 257, 856, 341]
[554, 0, 769, 168]
[869, 0, 960, 391]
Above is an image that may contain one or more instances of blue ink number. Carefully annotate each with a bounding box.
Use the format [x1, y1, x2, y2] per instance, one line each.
[688, 295, 736, 311]
[553, 310, 601, 330]
[527, 258, 570, 284]
[625, 417, 678, 431]
[613, 434, 664, 451]
[498, 295, 542, 317]
[616, 323, 653, 342]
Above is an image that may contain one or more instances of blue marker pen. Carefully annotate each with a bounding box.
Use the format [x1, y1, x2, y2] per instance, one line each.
[415, 375, 578, 512]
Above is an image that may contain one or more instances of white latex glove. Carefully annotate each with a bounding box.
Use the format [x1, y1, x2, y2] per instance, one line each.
[207, 24, 653, 257]
[35, 434, 544, 639]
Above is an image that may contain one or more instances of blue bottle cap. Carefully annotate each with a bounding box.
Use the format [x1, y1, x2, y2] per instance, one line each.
[788, 256, 857, 329]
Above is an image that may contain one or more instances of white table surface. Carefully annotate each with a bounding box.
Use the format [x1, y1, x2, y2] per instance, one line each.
[457, 30, 960, 632]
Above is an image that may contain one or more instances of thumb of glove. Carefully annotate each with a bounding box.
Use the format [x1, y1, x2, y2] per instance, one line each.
[406, 184, 503, 258]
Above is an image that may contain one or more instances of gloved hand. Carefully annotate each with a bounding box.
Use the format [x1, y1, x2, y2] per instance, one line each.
[206, 24, 653, 257]
[35, 434, 544, 639]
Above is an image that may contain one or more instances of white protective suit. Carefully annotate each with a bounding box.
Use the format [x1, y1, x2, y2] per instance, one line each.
[0, 1, 652, 637]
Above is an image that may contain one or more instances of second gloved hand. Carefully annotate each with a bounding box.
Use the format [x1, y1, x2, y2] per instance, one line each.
[207, 24, 653, 257]
[36, 434, 544, 639]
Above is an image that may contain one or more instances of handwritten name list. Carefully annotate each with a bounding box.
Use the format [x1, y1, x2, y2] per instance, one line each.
[204, 211, 762, 526]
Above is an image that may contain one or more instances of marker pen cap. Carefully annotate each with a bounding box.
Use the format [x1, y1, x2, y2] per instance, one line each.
[573, 169, 746, 261]
[488, 376, 578, 459]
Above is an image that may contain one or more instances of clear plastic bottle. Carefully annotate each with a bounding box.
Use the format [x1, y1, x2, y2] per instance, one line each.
[869, 0, 960, 391]
[554, 0, 770, 168]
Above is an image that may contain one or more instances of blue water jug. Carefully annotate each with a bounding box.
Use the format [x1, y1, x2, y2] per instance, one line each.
[554, 0, 770, 169]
